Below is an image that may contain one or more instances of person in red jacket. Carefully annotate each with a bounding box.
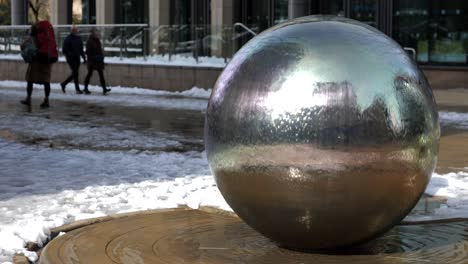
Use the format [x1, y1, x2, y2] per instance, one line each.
[20, 21, 57, 108]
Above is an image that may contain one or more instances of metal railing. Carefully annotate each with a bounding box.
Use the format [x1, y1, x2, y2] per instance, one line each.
[403, 47, 417, 60]
[233, 22, 258, 36]
[0, 24, 429, 66]
[0, 23, 259, 64]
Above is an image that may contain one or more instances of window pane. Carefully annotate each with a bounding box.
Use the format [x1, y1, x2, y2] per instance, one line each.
[350, 0, 377, 27]
[274, 0, 288, 25]
[323, 0, 344, 16]
[115, 0, 148, 24]
[393, 0, 468, 65]
[82, 0, 96, 24]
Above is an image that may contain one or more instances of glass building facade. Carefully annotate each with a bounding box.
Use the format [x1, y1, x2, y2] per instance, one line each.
[82, 0, 96, 24]
[68, 0, 468, 67]
[168, 0, 211, 56]
[393, 0, 468, 66]
[114, 0, 149, 24]
[349, 0, 377, 27]
[234, 0, 467, 67]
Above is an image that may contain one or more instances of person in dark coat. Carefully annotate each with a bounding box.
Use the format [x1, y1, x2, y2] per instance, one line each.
[84, 28, 110, 95]
[61, 26, 86, 94]
[20, 24, 52, 108]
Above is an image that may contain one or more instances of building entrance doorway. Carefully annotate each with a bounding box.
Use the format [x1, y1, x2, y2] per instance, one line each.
[170, 0, 212, 57]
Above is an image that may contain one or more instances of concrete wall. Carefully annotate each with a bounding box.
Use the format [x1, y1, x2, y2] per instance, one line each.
[0, 60, 466, 91]
[422, 68, 468, 90]
[0, 60, 222, 91]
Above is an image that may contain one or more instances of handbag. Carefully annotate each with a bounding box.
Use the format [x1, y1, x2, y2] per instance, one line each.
[21, 38, 37, 63]
[94, 55, 104, 63]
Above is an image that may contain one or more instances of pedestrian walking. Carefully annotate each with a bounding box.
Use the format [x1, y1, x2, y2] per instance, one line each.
[20, 21, 58, 108]
[84, 28, 111, 95]
[61, 26, 86, 94]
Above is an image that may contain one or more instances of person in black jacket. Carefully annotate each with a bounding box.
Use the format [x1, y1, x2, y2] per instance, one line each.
[61, 26, 87, 94]
[84, 28, 110, 95]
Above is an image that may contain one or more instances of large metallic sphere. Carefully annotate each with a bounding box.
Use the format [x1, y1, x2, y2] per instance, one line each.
[204, 16, 439, 250]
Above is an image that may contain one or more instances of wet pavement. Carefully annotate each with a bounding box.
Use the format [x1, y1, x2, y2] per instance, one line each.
[434, 89, 468, 173]
[1, 87, 467, 169]
[1, 87, 466, 171]
[0, 87, 206, 152]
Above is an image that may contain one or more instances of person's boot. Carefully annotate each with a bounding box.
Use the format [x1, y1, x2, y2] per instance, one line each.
[60, 82, 66, 93]
[83, 88, 91, 95]
[20, 97, 31, 106]
[40, 97, 49, 108]
[76, 89, 83, 95]
[103, 87, 111, 95]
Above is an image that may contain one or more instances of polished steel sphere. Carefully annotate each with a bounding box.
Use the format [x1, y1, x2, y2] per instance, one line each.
[204, 16, 439, 250]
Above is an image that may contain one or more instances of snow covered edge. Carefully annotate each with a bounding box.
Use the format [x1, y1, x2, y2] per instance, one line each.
[0, 54, 227, 68]
[0, 80, 212, 99]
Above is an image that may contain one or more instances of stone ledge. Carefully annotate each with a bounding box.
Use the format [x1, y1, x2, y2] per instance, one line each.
[0, 59, 223, 91]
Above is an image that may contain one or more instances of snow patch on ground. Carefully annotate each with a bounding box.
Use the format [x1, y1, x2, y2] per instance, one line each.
[0, 80, 212, 99]
[0, 113, 183, 151]
[104, 54, 227, 68]
[422, 171, 468, 219]
[0, 54, 227, 68]
[0, 139, 229, 263]
[0, 81, 211, 111]
[439, 111, 468, 128]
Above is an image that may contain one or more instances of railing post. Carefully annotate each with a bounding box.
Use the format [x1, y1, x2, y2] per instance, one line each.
[59, 31, 65, 56]
[231, 27, 235, 62]
[194, 26, 202, 63]
[168, 26, 176, 62]
[7, 28, 12, 53]
[124, 28, 128, 58]
[142, 27, 147, 60]
[119, 27, 124, 60]
[222, 26, 231, 63]
[101, 28, 106, 59]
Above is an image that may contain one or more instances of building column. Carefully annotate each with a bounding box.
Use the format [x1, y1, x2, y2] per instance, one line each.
[148, 0, 170, 54]
[11, 0, 28, 25]
[288, 0, 308, 19]
[149, 0, 170, 27]
[377, 0, 392, 36]
[211, 0, 234, 58]
[49, 0, 72, 24]
[96, 0, 115, 24]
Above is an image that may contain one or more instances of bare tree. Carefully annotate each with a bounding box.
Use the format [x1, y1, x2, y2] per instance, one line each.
[28, 0, 48, 23]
